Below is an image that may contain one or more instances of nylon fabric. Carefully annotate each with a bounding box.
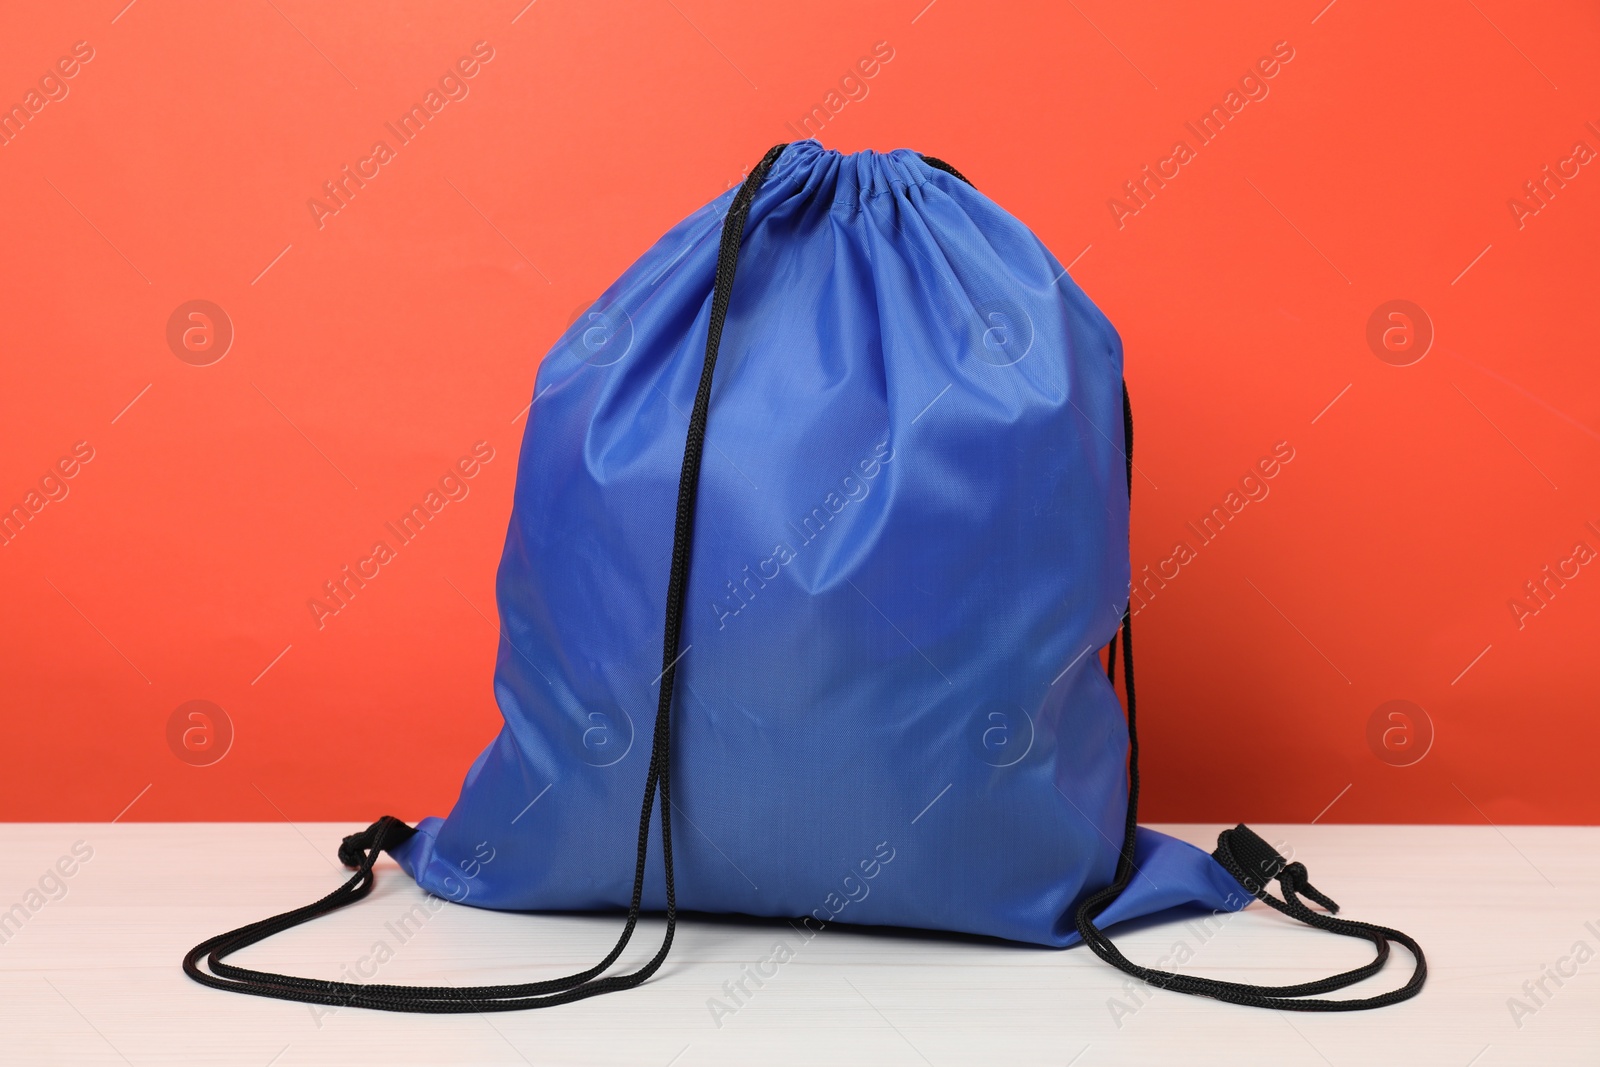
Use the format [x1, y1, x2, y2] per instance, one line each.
[391, 141, 1243, 945]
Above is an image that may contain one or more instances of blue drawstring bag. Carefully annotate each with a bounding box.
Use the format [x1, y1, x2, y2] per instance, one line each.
[187, 142, 1424, 1012]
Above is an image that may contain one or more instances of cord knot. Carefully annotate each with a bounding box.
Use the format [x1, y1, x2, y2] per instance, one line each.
[338, 816, 418, 869]
[1214, 825, 1340, 913]
[1277, 860, 1340, 914]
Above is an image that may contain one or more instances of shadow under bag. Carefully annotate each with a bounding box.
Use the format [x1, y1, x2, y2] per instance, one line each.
[186, 141, 1425, 1012]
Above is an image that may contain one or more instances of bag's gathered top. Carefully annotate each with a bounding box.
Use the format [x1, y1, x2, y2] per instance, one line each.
[186, 142, 1425, 1013]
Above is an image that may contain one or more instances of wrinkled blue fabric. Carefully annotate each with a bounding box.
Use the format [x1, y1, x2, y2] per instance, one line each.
[392, 142, 1247, 946]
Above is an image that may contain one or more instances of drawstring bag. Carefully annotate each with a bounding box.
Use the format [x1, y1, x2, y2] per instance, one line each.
[186, 141, 1425, 1012]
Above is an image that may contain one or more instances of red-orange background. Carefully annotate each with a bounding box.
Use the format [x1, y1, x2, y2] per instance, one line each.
[2, 1, 1595, 825]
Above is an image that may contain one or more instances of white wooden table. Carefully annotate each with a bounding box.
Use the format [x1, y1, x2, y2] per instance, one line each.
[1, 823, 1593, 1065]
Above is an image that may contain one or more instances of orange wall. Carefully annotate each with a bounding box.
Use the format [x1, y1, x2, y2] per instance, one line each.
[2, 1, 1596, 825]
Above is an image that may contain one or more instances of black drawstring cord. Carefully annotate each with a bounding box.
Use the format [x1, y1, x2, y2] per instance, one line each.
[182, 142, 792, 1013]
[1071, 383, 1427, 1010]
[335, 816, 417, 868]
[918, 154, 971, 185]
